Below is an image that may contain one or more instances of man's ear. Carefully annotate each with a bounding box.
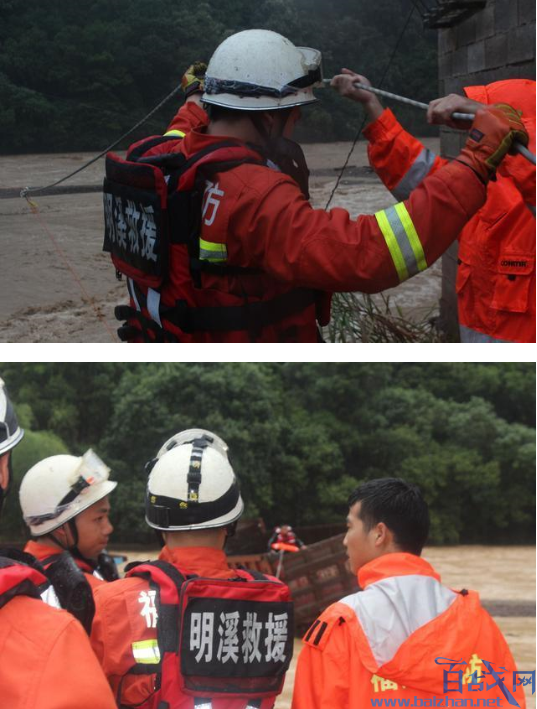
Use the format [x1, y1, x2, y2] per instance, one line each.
[374, 522, 391, 547]
[53, 523, 70, 546]
[0, 453, 9, 491]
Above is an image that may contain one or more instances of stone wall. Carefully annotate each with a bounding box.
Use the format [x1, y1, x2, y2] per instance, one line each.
[437, 0, 535, 337]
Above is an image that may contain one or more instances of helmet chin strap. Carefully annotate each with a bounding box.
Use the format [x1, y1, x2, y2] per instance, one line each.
[49, 519, 97, 570]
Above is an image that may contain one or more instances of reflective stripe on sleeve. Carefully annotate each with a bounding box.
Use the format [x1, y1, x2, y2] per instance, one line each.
[392, 147, 437, 201]
[163, 129, 186, 137]
[132, 639, 161, 664]
[375, 202, 427, 282]
[199, 238, 227, 263]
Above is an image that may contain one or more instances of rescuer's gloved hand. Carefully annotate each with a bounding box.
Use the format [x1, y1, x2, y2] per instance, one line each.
[456, 103, 529, 183]
[181, 62, 207, 97]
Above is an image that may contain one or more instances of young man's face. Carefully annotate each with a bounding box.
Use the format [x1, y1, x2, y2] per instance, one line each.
[343, 501, 381, 575]
[67, 496, 113, 560]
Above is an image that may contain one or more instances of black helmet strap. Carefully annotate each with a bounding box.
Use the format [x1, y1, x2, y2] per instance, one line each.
[186, 437, 209, 503]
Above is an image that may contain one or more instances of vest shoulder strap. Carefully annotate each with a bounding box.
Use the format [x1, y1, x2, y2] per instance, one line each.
[0, 556, 47, 610]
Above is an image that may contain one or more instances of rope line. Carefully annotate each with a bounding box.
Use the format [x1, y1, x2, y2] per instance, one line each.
[20, 84, 182, 198]
[324, 3, 416, 210]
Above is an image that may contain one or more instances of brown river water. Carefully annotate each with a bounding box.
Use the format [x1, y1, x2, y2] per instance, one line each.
[0, 140, 441, 342]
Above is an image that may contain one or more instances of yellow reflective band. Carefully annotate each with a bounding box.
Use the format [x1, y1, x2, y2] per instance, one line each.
[375, 209, 409, 282]
[132, 639, 161, 664]
[393, 202, 427, 273]
[163, 129, 186, 137]
[199, 238, 227, 263]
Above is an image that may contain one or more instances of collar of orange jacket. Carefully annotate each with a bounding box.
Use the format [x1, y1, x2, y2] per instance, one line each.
[358, 552, 441, 589]
[181, 125, 263, 160]
[158, 545, 236, 579]
[24, 538, 63, 560]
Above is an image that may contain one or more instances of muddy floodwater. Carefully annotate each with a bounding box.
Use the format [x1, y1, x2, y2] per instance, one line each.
[113, 545, 535, 709]
[0, 139, 441, 342]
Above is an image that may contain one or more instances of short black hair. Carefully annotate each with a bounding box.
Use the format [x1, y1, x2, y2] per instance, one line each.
[347, 478, 429, 555]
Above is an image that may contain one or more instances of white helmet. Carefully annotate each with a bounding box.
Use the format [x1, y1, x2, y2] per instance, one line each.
[0, 378, 24, 455]
[156, 428, 229, 460]
[20, 450, 117, 536]
[146, 434, 244, 532]
[202, 29, 322, 111]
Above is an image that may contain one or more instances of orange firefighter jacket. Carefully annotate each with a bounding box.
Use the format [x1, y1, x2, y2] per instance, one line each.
[24, 538, 106, 589]
[124, 101, 488, 341]
[90, 545, 281, 708]
[0, 594, 116, 709]
[363, 79, 536, 343]
[292, 553, 526, 709]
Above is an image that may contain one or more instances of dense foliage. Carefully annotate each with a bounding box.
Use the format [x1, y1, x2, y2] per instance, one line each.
[0, 0, 439, 153]
[1, 363, 534, 546]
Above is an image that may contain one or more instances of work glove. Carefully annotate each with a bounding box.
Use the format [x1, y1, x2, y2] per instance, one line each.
[181, 61, 207, 98]
[456, 103, 529, 183]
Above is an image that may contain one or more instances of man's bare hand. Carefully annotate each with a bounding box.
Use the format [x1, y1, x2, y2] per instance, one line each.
[330, 68, 383, 121]
[427, 94, 485, 129]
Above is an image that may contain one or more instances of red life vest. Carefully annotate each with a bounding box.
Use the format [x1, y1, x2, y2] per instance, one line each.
[103, 136, 322, 342]
[0, 556, 48, 610]
[124, 560, 294, 709]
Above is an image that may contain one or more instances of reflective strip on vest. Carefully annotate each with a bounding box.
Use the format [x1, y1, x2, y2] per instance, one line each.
[392, 148, 437, 201]
[459, 325, 511, 343]
[40, 585, 61, 609]
[132, 639, 161, 664]
[163, 129, 186, 138]
[128, 278, 142, 312]
[199, 238, 228, 263]
[147, 288, 162, 327]
[375, 203, 427, 282]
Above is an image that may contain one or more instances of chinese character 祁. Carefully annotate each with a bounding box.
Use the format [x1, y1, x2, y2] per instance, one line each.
[138, 589, 157, 628]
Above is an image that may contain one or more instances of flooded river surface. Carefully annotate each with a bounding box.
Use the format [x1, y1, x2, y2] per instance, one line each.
[0, 140, 441, 342]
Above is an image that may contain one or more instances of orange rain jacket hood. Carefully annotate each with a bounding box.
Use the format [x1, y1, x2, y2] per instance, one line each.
[292, 553, 526, 709]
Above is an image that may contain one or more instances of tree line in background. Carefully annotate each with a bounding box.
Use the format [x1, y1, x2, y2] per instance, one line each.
[0, 0, 439, 153]
[0, 363, 534, 548]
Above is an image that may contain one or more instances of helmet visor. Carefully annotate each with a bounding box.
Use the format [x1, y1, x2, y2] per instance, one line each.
[26, 449, 111, 527]
[293, 47, 323, 88]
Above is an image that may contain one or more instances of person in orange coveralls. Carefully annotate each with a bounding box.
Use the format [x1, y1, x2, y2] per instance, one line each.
[107, 29, 528, 343]
[0, 378, 116, 709]
[292, 478, 526, 709]
[19, 452, 118, 590]
[333, 68, 536, 343]
[91, 429, 292, 708]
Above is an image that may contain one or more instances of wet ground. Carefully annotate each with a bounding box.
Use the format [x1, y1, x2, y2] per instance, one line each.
[114, 545, 535, 709]
[0, 139, 441, 342]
